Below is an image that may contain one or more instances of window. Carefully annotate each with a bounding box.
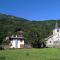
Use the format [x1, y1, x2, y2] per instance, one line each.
[57, 29, 59, 32]
[58, 35, 59, 36]
[50, 41, 51, 43]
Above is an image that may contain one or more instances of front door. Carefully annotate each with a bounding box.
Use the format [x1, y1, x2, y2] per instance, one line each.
[20, 44, 24, 48]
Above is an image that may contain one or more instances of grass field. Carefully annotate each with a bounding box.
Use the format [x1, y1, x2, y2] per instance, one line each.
[0, 48, 60, 60]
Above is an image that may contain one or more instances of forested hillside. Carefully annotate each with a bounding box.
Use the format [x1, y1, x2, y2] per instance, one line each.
[0, 13, 60, 48]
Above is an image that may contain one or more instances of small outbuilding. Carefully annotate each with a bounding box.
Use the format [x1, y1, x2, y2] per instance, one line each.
[9, 29, 24, 48]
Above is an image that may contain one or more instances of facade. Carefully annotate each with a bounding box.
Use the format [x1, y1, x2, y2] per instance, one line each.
[46, 22, 60, 48]
[9, 30, 24, 48]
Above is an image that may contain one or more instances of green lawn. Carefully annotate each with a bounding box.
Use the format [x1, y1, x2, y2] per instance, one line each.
[0, 48, 60, 60]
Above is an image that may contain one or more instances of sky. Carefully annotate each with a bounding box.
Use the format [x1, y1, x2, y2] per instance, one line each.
[0, 0, 60, 21]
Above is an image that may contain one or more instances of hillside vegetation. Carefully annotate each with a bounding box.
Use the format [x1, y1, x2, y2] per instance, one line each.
[0, 13, 60, 48]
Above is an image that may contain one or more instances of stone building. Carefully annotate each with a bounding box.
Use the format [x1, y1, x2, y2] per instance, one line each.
[46, 22, 60, 48]
[9, 29, 24, 48]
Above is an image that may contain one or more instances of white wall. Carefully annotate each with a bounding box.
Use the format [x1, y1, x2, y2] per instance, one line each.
[18, 40, 24, 48]
[20, 40, 24, 44]
[10, 40, 24, 48]
[46, 38, 53, 47]
[46, 33, 60, 47]
[53, 29, 60, 35]
[10, 40, 16, 48]
[18, 40, 20, 48]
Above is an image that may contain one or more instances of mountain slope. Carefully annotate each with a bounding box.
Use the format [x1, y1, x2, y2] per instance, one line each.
[0, 13, 60, 47]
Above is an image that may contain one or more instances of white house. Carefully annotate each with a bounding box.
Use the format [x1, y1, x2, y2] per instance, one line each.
[9, 30, 24, 48]
[46, 22, 60, 48]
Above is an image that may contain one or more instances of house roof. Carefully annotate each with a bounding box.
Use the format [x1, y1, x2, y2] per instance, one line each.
[45, 34, 55, 41]
[9, 36, 24, 40]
